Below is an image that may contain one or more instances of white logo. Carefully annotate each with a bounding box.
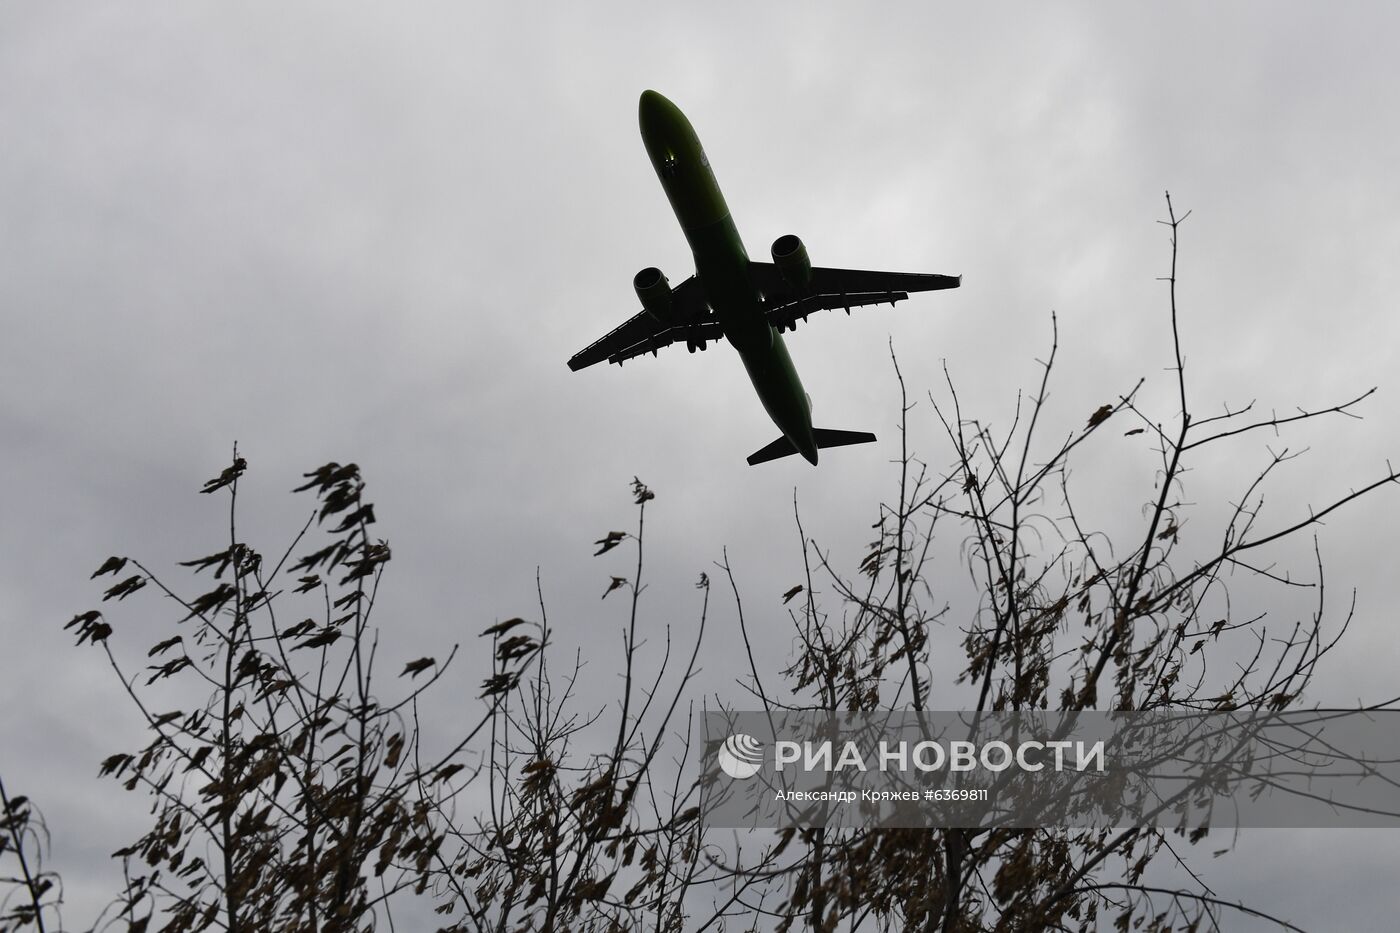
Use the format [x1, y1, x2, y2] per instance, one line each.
[717, 733, 764, 779]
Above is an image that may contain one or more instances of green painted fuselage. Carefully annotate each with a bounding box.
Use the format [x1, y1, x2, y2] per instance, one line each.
[638, 90, 819, 464]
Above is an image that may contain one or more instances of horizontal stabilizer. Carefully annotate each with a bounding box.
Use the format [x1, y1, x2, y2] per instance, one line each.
[746, 428, 878, 466]
[747, 435, 799, 466]
[813, 428, 878, 450]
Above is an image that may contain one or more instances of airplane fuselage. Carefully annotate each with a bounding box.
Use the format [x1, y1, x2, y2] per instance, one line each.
[638, 90, 819, 464]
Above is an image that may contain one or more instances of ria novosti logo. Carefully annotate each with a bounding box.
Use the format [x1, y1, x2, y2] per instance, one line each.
[717, 733, 763, 779]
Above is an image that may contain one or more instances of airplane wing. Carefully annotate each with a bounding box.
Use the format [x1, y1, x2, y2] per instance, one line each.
[602, 318, 725, 366]
[749, 262, 960, 333]
[567, 276, 722, 370]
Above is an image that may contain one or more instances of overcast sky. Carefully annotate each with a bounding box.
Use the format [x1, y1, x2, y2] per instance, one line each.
[4, 3, 1399, 928]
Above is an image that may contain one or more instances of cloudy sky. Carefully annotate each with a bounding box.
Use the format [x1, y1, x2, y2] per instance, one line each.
[4, 3, 1399, 928]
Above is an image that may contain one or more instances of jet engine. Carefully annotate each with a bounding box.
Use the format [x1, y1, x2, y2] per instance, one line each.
[771, 234, 812, 291]
[633, 267, 672, 323]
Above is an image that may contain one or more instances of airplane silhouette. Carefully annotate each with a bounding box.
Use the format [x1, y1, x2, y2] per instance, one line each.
[568, 90, 960, 465]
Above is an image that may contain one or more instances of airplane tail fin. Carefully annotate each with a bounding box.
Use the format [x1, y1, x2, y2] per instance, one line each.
[746, 429, 877, 466]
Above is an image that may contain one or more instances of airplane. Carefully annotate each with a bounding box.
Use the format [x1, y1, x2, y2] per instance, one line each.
[567, 90, 961, 466]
